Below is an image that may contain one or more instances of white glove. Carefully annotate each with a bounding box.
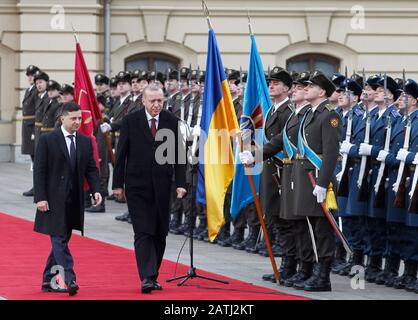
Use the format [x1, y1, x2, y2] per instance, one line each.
[192, 126, 201, 137]
[239, 150, 255, 165]
[340, 141, 354, 155]
[414, 153, 418, 165]
[312, 185, 327, 203]
[100, 122, 111, 133]
[359, 143, 373, 156]
[336, 171, 343, 183]
[396, 148, 410, 162]
[392, 182, 398, 192]
[376, 150, 389, 162]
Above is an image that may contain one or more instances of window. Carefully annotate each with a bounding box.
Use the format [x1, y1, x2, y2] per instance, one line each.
[125, 52, 180, 73]
[286, 54, 340, 78]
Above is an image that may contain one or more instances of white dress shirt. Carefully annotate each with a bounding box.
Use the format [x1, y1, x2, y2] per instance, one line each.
[145, 110, 160, 129]
[61, 126, 76, 156]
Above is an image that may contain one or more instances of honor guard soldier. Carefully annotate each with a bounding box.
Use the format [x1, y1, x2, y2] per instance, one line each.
[21, 65, 40, 196]
[164, 69, 181, 115]
[373, 78, 418, 287]
[240, 71, 313, 285]
[149, 71, 165, 91]
[60, 83, 74, 103]
[339, 75, 380, 277]
[40, 80, 62, 135]
[358, 75, 402, 283]
[168, 67, 193, 235]
[131, 69, 148, 110]
[33, 70, 50, 153]
[95, 74, 112, 116]
[101, 71, 138, 221]
[292, 71, 341, 291]
[329, 73, 346, 108]
[257, 66, 294, 279]
[395, 80, 418, 293]
[109, 76, 120, 113]
[164, 69, 184, 233]
[332, 78, 364, 276]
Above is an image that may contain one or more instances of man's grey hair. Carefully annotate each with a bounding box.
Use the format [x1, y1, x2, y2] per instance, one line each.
[142, 84, 164, 98]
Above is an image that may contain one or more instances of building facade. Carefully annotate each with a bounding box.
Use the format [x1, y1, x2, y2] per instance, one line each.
[1, 0, 418, 161]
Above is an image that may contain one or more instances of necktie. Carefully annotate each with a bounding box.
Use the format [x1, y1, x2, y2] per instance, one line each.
[68, 134, 76, 171]
[150, 118, 157, 138]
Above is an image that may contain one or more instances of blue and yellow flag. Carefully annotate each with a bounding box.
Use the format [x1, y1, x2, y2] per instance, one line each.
[196, 29, 239, 241]
[230, 34, 272, 220]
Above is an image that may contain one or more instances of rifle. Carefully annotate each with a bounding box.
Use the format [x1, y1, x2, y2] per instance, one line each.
[338, 109, 353, 197]
[338, 67, 353, 197]
[409, 165, 418, 213]
[373, 73, 390, 208]
[394, 70, 411, 208]
[357, 68, 371, 201]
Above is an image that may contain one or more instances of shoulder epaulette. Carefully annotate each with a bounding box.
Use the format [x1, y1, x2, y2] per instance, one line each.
[354, 107, 364, 117]
[390, 108, 401, 118]
[324, 103, 334, 112]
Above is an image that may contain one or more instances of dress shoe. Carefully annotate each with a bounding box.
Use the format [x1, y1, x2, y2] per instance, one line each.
[23, 187, 34, 197]
[115, 212, 130, 221]
[85, 204, 105, 213]
[106, 194, 116, 201]
[41, 282, 67, 293]
[153, 280, 163, 290]
[262, 273, 276, 283]
[141, 278, 154, 294]
[67, 281, 79, 296]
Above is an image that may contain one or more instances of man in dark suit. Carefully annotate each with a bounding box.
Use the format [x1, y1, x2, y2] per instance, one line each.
[112, 84, 187, 294]
[34, 102, 102, 296]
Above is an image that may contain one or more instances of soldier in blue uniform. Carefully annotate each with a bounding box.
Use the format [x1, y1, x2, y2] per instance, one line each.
[390, 79, 418, 291]
[358, 75, 402, 283]
[337, 75, 380, 278]
[332, 78, 364, 275]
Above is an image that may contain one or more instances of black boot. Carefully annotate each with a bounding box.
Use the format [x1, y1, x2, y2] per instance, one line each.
[302, 260, 332, 292]
[408, 278, 418, 293]
[84, 192, 92, 209]
[245, 226, 261, 253]
[192, 218, 207, 239]
[393, 261, 417, 290]
[183, 216, 197, 237]
[197, 227, 208, 241]
[22, 187, 34, 197]
[365, 255, 383, 283]
[232, 228, 249, 250]
[374, 256, 400, 286]
[215, 223, 231, 244]
[278, 256, 298, 285]
[340, 250, 364, 277]
[218, 227, 244, 247]
[287, 262, 314, 288]
[331, 243, 347, 274]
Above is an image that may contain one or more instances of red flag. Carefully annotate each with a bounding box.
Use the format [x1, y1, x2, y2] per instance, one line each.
[73, 41, 101, 183]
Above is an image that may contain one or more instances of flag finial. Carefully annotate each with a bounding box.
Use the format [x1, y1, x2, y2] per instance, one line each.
[71, 22, 80, 43]
[201, 0, 213, 30]
[247, 9, 254, 35]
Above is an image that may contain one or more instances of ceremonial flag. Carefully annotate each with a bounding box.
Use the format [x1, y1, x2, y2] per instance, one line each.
[196, 29, 239, 241]
[74, 40, 101, 174]
[230, 34, 272, 220]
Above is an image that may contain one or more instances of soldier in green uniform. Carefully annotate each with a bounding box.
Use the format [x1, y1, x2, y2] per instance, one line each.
[21, 65, 40, 196]
[40, 80, 62, 135]
[33, 70, 50, 154]
[292, 71, 341, 291]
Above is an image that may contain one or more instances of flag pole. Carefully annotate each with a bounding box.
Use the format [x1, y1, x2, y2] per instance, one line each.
[72, 23, 116, 165]
[241, 13, 280, 284]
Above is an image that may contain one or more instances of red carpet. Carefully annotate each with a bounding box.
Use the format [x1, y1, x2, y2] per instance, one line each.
[0, 212, 307, 300]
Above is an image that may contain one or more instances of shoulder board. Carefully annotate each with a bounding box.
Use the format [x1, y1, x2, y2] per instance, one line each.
[288, 102, 295, 113]
[324, 103, 334, 112]
[390, 108, 401, 118]
[354, 107, 364, 117]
